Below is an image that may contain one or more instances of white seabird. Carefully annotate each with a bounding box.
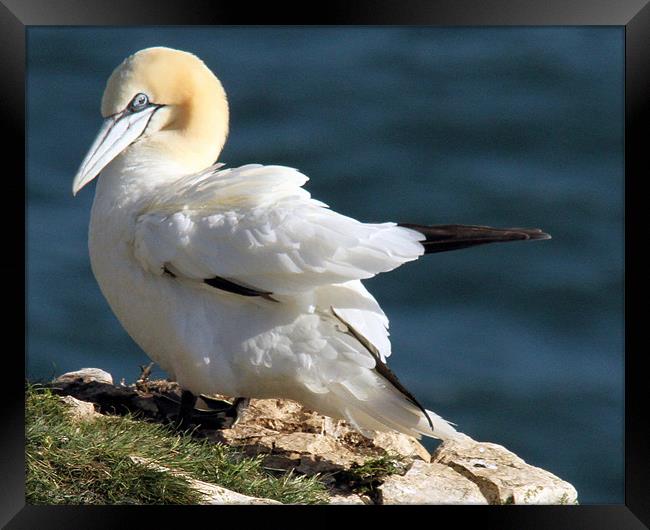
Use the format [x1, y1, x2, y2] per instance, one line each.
[72, 47, 550, 440]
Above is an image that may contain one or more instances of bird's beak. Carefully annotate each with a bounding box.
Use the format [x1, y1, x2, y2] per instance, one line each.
[72, 106, 159, 196]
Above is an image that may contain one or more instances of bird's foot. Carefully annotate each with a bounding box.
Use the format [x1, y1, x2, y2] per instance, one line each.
[174, 390, 250, 430]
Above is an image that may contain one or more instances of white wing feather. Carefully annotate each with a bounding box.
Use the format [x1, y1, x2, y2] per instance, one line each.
[134, 164, 425, 295]
[314, 280, 392, 362]
[127, 164, 459, 439]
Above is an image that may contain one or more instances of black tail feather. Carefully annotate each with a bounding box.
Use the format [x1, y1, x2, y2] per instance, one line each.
[398, 223, 551, 254]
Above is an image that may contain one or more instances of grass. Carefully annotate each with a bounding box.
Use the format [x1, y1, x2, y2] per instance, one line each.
[26, 384, 329, 505]
[336, 453, 409, 497]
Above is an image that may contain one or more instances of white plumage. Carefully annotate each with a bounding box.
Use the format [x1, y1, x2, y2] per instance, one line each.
[134, 164, 425, 295]
[73, 47, 548, 443]
[87, 156, 457, 440]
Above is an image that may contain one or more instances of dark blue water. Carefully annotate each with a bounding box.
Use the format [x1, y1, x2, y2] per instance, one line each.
[26, 27, 624, 504]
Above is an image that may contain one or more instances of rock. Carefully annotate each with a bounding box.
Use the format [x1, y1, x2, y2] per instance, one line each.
[188, 478, 281, 505]
[379, 460, 488, 504]
[431, 438, 579, 504]
[211, 397, 431, 476]
[202, 396, 578, 505]
[55, 368, 114, 386]
[50, 373, 172, 421]
[47, 369, 580, 505]
[372, 431, 431, 463]
[328, 493, 371, 505]
[60, 395, 99, 421]
[129, 456, 281, 505]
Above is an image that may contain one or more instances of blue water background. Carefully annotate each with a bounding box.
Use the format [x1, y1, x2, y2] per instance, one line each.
[26, 27, 624, 504]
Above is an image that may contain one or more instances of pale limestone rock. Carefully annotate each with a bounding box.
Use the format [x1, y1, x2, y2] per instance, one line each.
[213, 397, 431, 475]
[431, 438, 579, 505]
[184, 477, 281, 505]
[371, 431, 431, 463]
[328, 493, 371, 505]
[129, 456, 281, 505]
[182, 395, 578, 504]
[379, 460, 488, 504]
[51, 371, 579, 505]
[60, 395, 99, 421]
[55, 368, 114, 385]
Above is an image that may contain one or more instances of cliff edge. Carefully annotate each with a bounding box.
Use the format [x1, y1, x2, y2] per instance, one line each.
[30, 367, 578, 505]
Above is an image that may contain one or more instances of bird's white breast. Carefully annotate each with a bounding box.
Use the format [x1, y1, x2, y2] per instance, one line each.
[85, 156, 423, 420]
[85, 159, 337, 399]
[87, 159, 233, 393]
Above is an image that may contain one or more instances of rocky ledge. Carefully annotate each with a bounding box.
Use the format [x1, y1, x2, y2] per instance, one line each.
[47, 367, 578, 505]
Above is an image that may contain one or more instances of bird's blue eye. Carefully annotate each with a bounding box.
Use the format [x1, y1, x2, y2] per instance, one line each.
[129, 93, 149, 112]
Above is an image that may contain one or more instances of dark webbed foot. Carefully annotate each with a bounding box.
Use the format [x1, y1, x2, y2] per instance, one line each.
[229, 397, 251, 426]
[174, 390, 250, 430]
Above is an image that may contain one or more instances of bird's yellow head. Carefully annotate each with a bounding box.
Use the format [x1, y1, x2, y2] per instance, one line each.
[73, 47, 229, 195]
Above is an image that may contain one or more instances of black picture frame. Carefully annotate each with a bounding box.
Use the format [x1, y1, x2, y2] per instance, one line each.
[7, 1, 647, 528]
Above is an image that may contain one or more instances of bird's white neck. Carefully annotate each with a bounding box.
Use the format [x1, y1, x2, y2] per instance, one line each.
[88, 151, 198, 263]
[92, 148, 198, 213]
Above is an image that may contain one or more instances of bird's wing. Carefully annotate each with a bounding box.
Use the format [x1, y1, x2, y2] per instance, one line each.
[314, 280, 392, 362]
[134, 164, 425, 295]
[305, 280, 438, 434]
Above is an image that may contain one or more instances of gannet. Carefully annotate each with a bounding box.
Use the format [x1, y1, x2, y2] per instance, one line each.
[72, 47, 550, 441]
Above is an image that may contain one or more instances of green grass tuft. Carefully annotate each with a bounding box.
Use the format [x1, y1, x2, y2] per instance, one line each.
[337, 453, 409, 496]
[26, 384, 329, 504]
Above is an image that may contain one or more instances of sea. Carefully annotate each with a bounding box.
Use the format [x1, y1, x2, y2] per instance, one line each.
[26, 27, 624, 504]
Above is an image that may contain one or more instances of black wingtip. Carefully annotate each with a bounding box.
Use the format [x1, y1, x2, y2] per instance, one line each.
[398, 223, 551, 254]
[507, 227, 552, 240]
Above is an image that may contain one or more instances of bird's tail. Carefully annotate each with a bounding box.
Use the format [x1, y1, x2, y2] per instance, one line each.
[316, 371, 462, 442]
[398, 223, 551, 254]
